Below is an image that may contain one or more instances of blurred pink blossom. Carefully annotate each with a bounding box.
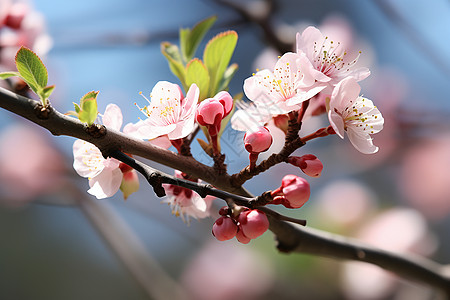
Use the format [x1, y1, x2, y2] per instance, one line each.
[181, 240, 274, 300]
[314, 179, 376, 228]
[399, 135, 450, 220]
[0, 0, 52, 70]
[0, 124, 65, 207]
[341, 208, 437, 299]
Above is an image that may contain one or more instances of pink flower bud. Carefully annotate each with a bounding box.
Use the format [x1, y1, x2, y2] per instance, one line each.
[281, 175, 310, 208]
[196, 98, 225, 136]
[288, 154, 323, 177]
[120, 169, 140, 200]
[212, 216, 238, 241]
[237, 209, 269, 239]
[214, 91, 233, 117]
[236, 228, 251, 244]
[244, 127, 273, 154]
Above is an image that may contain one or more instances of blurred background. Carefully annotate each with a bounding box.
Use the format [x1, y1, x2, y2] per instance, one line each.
[1, 0, 450, 299]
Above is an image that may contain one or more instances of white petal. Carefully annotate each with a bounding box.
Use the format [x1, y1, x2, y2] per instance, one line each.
[191, 194, 207, 212]
[102, 104, 123, 131]
[167, 116, 195, 140]
[87, 167, 123, 199]
[347, 129, 378, 154]
[137, 122, 177, 140]
[328, 109, 345, 139]
[231, 109, 267, 131]
[330, 77, 361, 111]
[73, 139, 105, 178]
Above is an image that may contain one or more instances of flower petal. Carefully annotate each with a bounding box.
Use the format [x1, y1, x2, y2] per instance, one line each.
[87, 167, 123, 199]
[347, 129, 379, 154]
[102, 104, 123, 131]
[73, 139, 105, 178]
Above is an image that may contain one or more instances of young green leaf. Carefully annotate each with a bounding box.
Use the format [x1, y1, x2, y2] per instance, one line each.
[0, 71, 20, 80]
[181, 16, 217, 63]
[185, 58, 210, 101]
[203, 31, 238, 96]
[74, 103, 81, 114]
[40, 85, 55, 101]
[78, 91, 99, 125]
[161, 42, 188, 91]
[217, 63, 238, 92]
[15, 46, 48, 96]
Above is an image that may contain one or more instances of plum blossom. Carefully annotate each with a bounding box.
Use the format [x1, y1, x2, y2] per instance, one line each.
[296, 26, 370, 93]
[135, 81, 199, 140]
[243, 52, 325, 116]
[328, 77, 383, 154]
[73, 104, 138, 199]
[162, 170, 212, 223]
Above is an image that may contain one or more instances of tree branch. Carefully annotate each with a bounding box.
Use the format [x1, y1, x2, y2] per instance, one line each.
[1, 87, 449, 295]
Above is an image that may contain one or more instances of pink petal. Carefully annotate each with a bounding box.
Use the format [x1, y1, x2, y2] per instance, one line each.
[328, 109, 345, 139]
[181, 83, 200, 118]
[72, 139, 104, 178]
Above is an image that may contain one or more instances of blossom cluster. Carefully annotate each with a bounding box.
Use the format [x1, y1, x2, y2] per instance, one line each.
[71, 25, 384, 242]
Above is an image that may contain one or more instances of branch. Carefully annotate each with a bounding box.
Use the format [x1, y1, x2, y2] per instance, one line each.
[1, 87, 449, 295]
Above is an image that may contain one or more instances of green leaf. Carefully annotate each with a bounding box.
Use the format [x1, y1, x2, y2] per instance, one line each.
[78, 91, 99, 125]
[203, 30, 238, 95]
[74, 103, 81, 114]
[217, 63, 238, 92]
[161, 42, 187, 91]
[40, 85, 55, 101]
[0, 71, 20, 80]
[179, 28, 191, 63]
[185, 58, 210, 101]
[181, 16, 217, 63]
[15, 46, 48, 96]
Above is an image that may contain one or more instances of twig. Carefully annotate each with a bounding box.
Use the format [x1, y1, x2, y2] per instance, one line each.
[1, 87, 450, 295]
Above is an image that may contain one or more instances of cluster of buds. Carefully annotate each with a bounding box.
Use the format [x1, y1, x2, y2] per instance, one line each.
[271, 175, 311, 209]
[212, 206, 269, 244]
[196, 91, 233, 154]
[244, 126, 273, 170]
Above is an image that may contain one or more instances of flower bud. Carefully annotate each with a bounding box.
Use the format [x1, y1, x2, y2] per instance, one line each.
[281, 175, 310, 208]
[214, 91, 233, 117]
[196, 98, 225, 136]
[212, 216, 238, 241]
[236, 228, 251, 244]
[244, 126, 273, 154]
[237, 209, 269, 239]
[288, 154, 323, 177]
[120, 169, 140, 200]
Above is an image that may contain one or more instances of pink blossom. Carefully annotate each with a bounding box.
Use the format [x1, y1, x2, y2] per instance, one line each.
[243, 52, 325, 116]
[237, 209, 269, 239]
[328, 77, 383, 154]
[212, 216, 238, 241]
[296, 26, 370, 93]
[135, 81, 199, 140]
[288, 154, 323, 177]
[73, 104, 138, 199]
[162, 170, 212, 223]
